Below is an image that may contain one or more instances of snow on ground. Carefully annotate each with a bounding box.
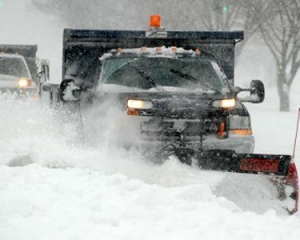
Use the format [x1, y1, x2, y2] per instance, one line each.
[246, 87, 300, 157]
[0, 89, 299, 240]
[1, 0, 300, 239]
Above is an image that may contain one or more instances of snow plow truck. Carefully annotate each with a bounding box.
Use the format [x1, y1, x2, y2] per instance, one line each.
[0, 44, 50, 98]
[42, 15, 298, 214]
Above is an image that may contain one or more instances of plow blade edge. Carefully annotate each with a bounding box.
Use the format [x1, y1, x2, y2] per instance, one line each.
[191, 150, 299, 214]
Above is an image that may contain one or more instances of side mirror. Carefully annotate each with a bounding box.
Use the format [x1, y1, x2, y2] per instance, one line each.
[235, 80, 265, 103]
[60, 79, 82, 101]
[37, 59, 50, 97]
[250, 80, 265, 103]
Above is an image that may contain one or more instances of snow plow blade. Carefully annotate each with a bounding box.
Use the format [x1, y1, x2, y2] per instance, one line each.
[190, 150, 299, 214]
[194, 150, 292, 175]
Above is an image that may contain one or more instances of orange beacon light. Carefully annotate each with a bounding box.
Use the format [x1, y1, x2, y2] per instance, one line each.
[150, 15, 161, 28]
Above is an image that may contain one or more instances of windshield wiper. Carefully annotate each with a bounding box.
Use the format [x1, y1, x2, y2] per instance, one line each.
[170, 69, 221, 94]
[128, 63, 163, 91]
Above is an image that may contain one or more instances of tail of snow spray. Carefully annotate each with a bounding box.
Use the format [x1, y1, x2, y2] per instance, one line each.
[290, 108, 300, 213]
[292, 108, 300, 159]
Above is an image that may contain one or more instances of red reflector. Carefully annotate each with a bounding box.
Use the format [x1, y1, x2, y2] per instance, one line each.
[218, 122, 225, 138]
[286, 162, 299, 185]
[239, 158, 279, 173]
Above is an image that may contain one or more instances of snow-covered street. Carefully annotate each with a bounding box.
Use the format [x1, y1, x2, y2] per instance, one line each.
[0, 87, 299, 240]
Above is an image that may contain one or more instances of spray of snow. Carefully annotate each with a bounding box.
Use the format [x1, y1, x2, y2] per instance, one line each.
[1, 1, 300, 239]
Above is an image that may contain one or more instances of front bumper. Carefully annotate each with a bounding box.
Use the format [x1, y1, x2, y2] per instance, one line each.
[138, 134, 254, 155]
[0, 87, 39, 98]
[114, 115, 255, 155]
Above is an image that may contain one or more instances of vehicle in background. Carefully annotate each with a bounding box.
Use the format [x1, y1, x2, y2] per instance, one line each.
[0, 44, 49, 98]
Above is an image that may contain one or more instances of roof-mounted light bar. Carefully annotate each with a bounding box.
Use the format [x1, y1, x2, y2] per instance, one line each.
[146, 14, 167, 38]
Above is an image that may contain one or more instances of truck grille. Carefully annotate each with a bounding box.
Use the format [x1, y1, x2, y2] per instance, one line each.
[140, 117, 225, 141]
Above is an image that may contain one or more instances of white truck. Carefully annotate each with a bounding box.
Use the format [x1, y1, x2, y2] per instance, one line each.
[42, 16, 298, 214]
[0, 44, 49, 98]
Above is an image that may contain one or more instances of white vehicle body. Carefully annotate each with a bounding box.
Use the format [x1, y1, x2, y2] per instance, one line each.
[0, 53, 36, 92]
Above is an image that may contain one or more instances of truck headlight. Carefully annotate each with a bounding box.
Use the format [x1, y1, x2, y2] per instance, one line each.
[127, 99, 153, 109]
[213, 98, 236, 108]
[18, 78, 32, 88]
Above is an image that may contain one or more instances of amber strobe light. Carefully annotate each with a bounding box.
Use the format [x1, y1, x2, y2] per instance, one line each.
[150, 15, 161, 28]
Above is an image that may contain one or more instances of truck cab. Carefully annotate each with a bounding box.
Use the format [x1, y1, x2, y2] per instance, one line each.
[87, 46, 258, 156]
[40, 16, 298, 214]
[0, 45, 49, 98]
[0, 53, 36, 93]
[45, 18, 264, 158]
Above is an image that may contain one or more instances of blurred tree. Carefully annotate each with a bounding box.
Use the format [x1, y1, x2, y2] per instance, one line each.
[243, 0, 300, 111]
[31, 0, 258, 39]
[31, 0, 254, 30]
[33, 0, 261, 57]
[32, 0, 299, 111]
[31, 0, 146, 29]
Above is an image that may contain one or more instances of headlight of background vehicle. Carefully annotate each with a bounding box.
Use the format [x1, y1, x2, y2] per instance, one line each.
[18, 78, 32, 88]
[212, 98, 236, 108]
[127, 99, 153, 109]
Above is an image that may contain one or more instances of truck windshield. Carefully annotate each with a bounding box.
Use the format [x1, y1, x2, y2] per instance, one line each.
[101, 55, 229, 92]
[0, 57, 30, 78]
